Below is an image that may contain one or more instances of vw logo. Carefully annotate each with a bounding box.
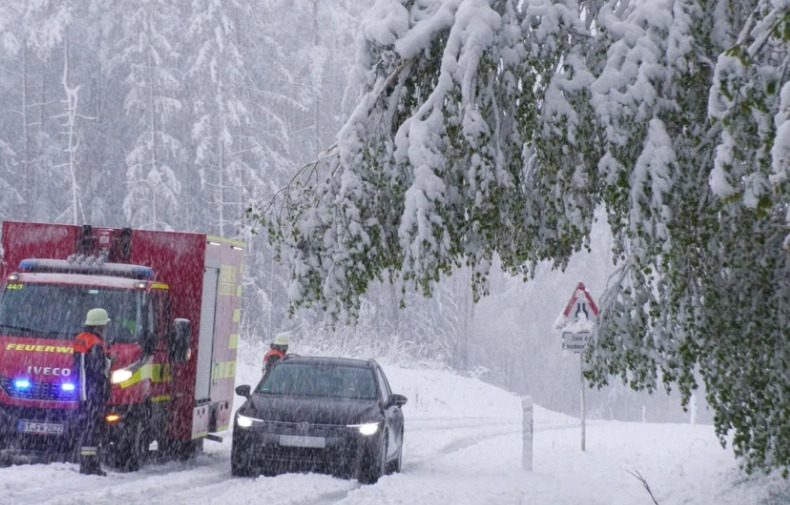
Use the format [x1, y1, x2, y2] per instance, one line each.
[296, 421, 310, 432]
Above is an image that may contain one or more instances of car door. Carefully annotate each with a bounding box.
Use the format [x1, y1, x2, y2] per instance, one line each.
[374, 365, 404, 459]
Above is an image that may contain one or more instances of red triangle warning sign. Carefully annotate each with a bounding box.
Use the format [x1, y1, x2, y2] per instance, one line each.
[562, 282, 598, 318]
[554, 282, 598, 331]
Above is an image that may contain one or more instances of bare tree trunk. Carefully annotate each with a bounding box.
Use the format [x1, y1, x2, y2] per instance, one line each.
[312, 0, 320, 156]
[22, 42, 31, 220]
[461, 279, 473, 371]
[147, 13, 158, 228]
[389, 282, 401, 334]
[215, 73, 225, 237]
[61, 29, 83, 225]
[218, 111, 225, 237]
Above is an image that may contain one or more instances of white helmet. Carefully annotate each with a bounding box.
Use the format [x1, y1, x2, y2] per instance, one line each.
[273, 331, 290, 346]
[84, 308, 111, 326]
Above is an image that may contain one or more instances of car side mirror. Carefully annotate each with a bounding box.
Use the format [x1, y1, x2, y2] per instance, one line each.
[387, 393, 407, 408]
[235, 385, 251, 398]
[170, 318, 191, 362]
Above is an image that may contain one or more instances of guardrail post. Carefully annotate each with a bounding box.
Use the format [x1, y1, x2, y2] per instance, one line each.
[522, 395, 533, 470]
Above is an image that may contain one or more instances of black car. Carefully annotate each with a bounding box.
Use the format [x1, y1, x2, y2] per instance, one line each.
[231, 355, 407, 483]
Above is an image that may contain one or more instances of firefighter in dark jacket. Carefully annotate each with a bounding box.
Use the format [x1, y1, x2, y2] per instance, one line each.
[262, 331, 290, 375]
[73, 308, 112, 476]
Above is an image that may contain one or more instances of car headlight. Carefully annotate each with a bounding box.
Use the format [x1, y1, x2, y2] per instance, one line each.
[237, 414, 263, 428]
[348, 422, 380, 436]
[110, 368, 134, 384]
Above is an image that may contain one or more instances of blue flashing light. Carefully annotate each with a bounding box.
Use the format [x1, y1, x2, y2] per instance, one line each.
[18, 259, 37, 271]
[61, 383, 76, 392]
[16, 258, 155, 280]
[13, 378, 31, 390]
[131, 266, 155, 279]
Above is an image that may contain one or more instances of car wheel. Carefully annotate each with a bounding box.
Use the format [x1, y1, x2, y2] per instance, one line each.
[230, 443, 253, 477]
[358, 432, 387, 484]
[386, 429, 403, 474]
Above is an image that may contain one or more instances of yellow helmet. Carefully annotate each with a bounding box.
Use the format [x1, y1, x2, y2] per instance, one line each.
[84, 308, 111, 326]
[273, 332, 290, 346]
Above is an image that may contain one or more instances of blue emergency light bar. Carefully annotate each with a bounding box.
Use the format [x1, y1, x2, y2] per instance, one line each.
[61, 383, 76, 392]
[18, 259, 155, 280]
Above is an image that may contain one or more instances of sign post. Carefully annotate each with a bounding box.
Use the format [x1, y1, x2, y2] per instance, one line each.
[553, 282, 599, 452]
[580, 353, 586, 452]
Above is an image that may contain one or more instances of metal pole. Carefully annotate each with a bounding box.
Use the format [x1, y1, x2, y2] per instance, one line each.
[580, 355, 586, 452]
[522, 396, 533, 470]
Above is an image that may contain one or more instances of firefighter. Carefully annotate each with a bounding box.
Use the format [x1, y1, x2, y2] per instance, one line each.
[73, 308, 112, 476]
[262, 331, 290, 375]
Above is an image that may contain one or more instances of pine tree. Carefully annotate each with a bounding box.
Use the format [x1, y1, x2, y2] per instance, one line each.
[0, 3, 26, 217]
[183, 0, 260, 236]
[0, 1, 78, 222]
[113, 0, 185, 230]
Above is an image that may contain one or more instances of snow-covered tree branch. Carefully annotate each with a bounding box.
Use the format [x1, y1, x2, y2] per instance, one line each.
[256, 0, 790, 474]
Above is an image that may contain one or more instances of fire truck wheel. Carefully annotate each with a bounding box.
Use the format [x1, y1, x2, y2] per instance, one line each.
[106, 410, 151, 472]
[109, 425, 149, 472]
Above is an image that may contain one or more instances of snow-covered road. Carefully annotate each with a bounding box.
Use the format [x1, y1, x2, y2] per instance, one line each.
[1, 363, 781, 505]
[2, 412, 525, 505]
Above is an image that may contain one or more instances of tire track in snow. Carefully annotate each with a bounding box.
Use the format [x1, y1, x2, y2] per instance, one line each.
[402, 416, 605, 472]
[11, 445, 419, 505]
[287, 484, 362, 505]
[7, 448, 364, 505]
[10, 454, 227, 505]
[408, 417, 519, 432]
[404, 421, 521, 471]
[6, 417, 607, 505]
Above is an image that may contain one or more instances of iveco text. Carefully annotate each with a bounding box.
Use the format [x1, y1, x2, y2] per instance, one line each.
[27, 366, 71, 376]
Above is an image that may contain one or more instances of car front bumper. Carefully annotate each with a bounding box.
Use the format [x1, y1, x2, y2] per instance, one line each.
[232, 421, 381, 476]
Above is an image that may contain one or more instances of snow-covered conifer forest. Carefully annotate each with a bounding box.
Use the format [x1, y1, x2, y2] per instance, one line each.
[0, 1, 376, 353]
[1, 0, 789, 474]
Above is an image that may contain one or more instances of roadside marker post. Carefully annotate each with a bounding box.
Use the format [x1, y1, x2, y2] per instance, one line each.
[522, 395, 533, 470]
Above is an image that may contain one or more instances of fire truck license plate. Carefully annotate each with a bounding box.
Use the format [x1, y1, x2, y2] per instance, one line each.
[18, 420, 64, 435]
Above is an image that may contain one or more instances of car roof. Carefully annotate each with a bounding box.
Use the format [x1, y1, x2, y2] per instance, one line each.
[279, 355, 377, 369]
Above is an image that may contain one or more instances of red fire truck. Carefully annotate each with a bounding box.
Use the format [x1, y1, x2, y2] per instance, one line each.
[0, 221, 244, 470]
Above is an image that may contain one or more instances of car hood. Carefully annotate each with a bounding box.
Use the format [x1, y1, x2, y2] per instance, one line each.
[243, 394, 381, 425]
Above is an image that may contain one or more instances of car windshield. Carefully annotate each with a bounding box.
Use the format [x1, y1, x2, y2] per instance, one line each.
[0, 282, 145, 343]
[256, 363, 377, 400]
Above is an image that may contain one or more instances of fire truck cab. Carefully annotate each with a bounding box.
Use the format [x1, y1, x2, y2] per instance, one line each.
[0, 221, 244, 470]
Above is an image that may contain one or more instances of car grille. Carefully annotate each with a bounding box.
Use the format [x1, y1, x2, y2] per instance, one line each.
[0, 376, 78, 402]
[256, 439, 361, 473]
[262, 420, 347, 437]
